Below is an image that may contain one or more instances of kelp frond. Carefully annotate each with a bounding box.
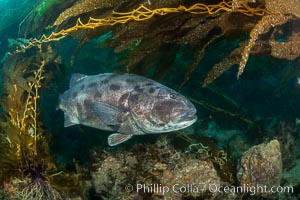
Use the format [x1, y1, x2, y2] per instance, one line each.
[8, 52, 45, 156]
[14, 0, 299, 85]
[16, 1, 268, 52]
[0, 45, 54, 180]
[238, 14, 290, 78]
[0, 43, 86, 198]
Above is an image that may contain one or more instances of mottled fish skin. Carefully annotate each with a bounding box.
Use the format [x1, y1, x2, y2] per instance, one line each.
[59, 73, 197, 145]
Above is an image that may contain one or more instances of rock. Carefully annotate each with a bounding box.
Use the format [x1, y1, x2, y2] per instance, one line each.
[237, 139, 282, 196]
[160, 159, 221, 199]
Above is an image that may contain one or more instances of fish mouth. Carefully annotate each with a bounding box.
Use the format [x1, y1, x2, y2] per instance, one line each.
[179, 108, 197, 122]
[174, 115, 197, 130]
[177, 107, 197, 127]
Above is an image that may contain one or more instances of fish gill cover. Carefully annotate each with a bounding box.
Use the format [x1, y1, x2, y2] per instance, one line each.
[0, 0, 299, 199]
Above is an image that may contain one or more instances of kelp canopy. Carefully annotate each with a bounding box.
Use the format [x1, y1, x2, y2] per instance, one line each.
[14, 0, 300, 82]
[0, 0, 299, 199]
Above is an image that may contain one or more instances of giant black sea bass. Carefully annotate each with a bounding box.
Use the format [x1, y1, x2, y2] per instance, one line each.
[59, 73, 197, 146]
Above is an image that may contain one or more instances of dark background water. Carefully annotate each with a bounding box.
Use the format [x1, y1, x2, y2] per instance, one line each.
[37, 36, 300, 166]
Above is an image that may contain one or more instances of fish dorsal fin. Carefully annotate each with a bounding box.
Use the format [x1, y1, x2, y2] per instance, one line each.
[108, 133, 132, 146]
[70, 73, 88, 87]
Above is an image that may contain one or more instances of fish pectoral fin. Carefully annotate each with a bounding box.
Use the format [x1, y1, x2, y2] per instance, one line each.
[108, 133, 133, 146]
[64, 114, 77, 127]
[91, 102, 123, 125]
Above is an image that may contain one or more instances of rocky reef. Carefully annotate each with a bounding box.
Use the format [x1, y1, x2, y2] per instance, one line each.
[88, 136, 289, 199]
[90, 137, 224, 199]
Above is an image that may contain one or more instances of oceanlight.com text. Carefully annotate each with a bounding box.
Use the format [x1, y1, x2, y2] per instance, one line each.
[209, 184, 294, 196]
[125, 183, 294, 196]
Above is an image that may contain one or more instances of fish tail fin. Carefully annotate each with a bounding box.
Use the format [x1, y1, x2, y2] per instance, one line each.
[108, 133, 133, 146]
[64, 114, 77, 127]
[56, 94, 62, 111]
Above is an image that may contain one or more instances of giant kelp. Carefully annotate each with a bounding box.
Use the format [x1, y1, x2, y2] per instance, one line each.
[0, 45, 85, 199]
[14, 0, 300, 86]
[0, 45, 51, 180]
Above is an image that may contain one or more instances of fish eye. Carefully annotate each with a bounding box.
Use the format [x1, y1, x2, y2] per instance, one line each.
[169, 93, 177, 99]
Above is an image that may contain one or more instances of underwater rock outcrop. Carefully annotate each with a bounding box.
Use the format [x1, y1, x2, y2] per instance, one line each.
[160, 159, 221, 199]
[237, 139, 282, 196]
[90, 137, 226, 199]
